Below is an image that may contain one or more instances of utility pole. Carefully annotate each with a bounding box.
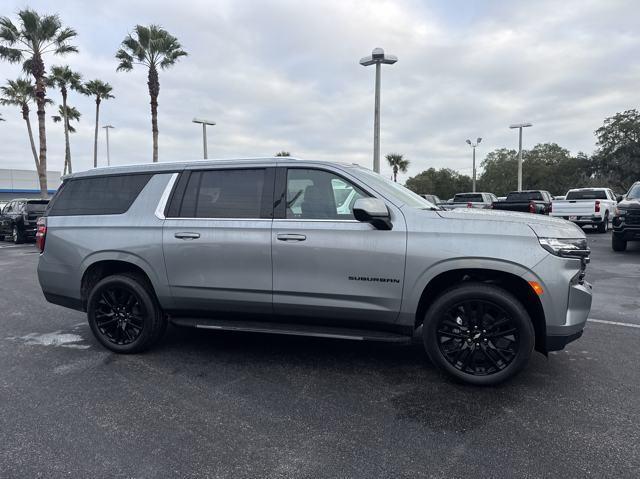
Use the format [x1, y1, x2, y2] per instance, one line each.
[466, 137, 482, 192]
[509, 122, 532, 191]
[192, 118, 216, 159]
[359, 48, 397, 173]
[102, 125, 114, 166]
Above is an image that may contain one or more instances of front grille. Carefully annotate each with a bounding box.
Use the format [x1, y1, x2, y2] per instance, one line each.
[626, 211, 640, 225]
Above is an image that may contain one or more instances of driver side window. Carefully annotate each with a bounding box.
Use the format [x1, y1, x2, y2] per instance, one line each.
[286, 169, 367, 220]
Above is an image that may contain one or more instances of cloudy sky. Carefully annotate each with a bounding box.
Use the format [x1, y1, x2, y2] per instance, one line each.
[1, 0, 638, 182]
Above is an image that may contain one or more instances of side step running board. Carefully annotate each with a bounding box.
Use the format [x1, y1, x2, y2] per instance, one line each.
[170, 317, 412, 344]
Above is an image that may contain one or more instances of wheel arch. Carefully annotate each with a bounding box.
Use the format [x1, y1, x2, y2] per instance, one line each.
[414, 267, 547, 354]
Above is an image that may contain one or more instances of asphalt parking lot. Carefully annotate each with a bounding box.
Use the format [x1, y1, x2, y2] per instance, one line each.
[0, 232, 639, 478]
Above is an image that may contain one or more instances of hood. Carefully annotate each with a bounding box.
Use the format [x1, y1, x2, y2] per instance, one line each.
[617, 198, 640, 209]
[435, 208, 585, 238]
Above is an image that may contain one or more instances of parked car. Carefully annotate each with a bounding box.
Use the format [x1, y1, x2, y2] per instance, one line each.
[611, 181, 640, 251]
[491, 190, 553, 215]
[550, 188, 617, 233]
[0, 198, 49, 243]
[37, 158, 592, 385]
[444, 192, 498, 210]
[419, 194, 442, 206]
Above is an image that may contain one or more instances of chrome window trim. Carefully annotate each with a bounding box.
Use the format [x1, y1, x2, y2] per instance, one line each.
[164, 217, 273, 222]
[155, 173, 179, 220]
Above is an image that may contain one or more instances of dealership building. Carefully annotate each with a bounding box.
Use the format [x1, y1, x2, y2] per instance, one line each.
[0, 169, 61, 202]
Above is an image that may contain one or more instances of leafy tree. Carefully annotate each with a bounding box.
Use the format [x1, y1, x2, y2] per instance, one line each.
[48, 65, 83, 175]
[83, 80, 114, 168]
[591, 109, 640, 192]
[385, 153, 410, 182]
[405, 167, 472, 200]
[116, 25, 187, 162]
[0, 9, 78, 197]
[0, 78, 39, 167]
[275, 151, 291, 157]
[52, 104, 81, 133]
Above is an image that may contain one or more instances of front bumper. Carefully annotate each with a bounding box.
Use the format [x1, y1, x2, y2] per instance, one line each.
[546, 281, 592, 350]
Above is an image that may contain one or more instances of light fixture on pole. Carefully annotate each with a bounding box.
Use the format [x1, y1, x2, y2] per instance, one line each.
[509, 122, 532, 191]
[359, 47, 397, 174]
[102, 125, 114, 166]
[466, 137, 482, 192]
[192, 118, 216, 159]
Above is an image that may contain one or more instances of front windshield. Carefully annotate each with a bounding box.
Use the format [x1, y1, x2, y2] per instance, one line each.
[627, 184, 640, 199]
[353, 167, 436, 209]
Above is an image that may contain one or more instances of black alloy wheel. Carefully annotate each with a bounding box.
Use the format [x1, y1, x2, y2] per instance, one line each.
[423, 283, 534, 386]
[87, 274, 166, 353]
[435, 300, 518, 376]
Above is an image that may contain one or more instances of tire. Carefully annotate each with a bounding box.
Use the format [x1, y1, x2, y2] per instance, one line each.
[612, 234, 627, 252]
[597, 213, 609, 233]
[423, 283, 535, 386]
[87, 273, 166, 353]
[12, 226, 24, 244]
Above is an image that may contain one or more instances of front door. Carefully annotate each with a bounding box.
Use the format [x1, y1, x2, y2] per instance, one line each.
[272, 166, 407, 325]
[162, 167, 274, 316]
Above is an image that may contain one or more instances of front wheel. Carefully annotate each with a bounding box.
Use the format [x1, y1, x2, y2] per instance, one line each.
[423, 283, 535, 386]
[87, 274, 166, 353]
[612, 235, 627, 252]
[12, 226, 24, 244]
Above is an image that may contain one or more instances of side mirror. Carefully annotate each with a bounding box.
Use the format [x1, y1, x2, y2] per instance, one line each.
[353, 198, 392, 230]
[616, 195, 624, 203]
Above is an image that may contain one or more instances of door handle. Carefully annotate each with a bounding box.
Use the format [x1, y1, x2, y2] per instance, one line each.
[174, 232, 200, 240]
[277, 233, 306, 242]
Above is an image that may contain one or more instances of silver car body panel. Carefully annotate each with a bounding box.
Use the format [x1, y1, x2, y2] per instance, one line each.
[38, 157, 591, 348]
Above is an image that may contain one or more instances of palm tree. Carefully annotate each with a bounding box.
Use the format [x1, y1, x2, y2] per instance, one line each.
[0, 78, 39, 168]
[48, 65, 83, 175]
[0, 9, 78, 197]
[52, 104, 81, 133]
[83, 80, 114, 168]
[115, 25, 187, 163]
[385, 153, 410, 182]
[275, 151, 291, 157]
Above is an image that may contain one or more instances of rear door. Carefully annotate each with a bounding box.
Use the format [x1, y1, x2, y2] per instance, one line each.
[162, 167, 275, 315]
[271, 166, 407, 325]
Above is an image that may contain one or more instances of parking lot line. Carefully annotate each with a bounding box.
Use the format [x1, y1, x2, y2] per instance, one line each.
[588, 318, 640, 329]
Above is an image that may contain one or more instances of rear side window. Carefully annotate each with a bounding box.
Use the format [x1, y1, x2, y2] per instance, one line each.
[48, 174, 152, 216]
[566, 190, 607, 200]
[169, 169, 268, 219]
[454, 193, 483, 202]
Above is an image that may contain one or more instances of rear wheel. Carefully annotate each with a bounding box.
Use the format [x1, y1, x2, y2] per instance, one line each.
[612, 234, 627, 252]
[597, 213, 609, 233]
[423, 283, 535, 386]
[87, 274, 166, 353]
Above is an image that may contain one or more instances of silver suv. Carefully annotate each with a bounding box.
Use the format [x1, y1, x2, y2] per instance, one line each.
[37, 158, 592, 385]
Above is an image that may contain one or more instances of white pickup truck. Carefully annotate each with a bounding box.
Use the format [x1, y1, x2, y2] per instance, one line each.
[550, 188, 617, 233]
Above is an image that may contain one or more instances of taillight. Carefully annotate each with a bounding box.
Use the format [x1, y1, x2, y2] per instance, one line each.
[529, 201, 535, 213]
[549, 203, 552, 213]
[467, 202, 473, 208]
[35, 217, 47, 253]
[595, 200, 600, 213]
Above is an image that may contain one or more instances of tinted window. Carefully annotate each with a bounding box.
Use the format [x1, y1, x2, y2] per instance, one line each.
[454, 193, 483, 203]
[506, 191, 543, 201]
[566, 189, 608, 200]
[627, 184, 640, 199]
[176, 169, 266, 218]
[286, 169, 367, 219]
[48, 174, 152, 216]
[26, 200, 48, 213]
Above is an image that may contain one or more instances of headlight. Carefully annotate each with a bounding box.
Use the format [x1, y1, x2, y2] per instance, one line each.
[538, 237, 589, 258]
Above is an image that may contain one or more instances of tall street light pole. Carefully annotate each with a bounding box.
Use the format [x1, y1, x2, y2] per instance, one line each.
[102, 125, 114, 166]
[509, 122, 532, 191]
[360, 48, 397, 173]
[466, 137, 482, 192]
[192, 118, 216, 159]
